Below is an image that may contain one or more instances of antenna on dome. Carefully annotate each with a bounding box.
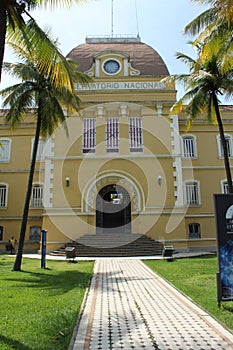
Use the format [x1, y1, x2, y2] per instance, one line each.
[135, 0, 140, 37]
[111, 0, 114, 37]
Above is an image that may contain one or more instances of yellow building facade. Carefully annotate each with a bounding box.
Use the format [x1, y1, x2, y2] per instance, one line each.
[0, 36, 232, 253]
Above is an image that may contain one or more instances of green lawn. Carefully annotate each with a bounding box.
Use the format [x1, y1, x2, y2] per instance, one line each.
[0, 256, 94, 350]
[144, 257, 233, 330]
[1, 255, 233, 350]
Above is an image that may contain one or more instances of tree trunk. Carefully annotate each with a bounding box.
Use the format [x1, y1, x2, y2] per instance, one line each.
[13, 103, 42, 271]
[0, 1, 7, 82]
[213, 93, 233, 193]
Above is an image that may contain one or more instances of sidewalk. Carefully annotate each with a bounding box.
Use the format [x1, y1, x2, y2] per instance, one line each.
[22, 251, 215, 261]
[69, 259, 233, 350]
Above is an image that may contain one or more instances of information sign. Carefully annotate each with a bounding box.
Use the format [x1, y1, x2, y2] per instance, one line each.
[214, 194, 233, 305]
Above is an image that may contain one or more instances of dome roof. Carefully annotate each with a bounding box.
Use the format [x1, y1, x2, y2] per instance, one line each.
[66, 37, 169, 76]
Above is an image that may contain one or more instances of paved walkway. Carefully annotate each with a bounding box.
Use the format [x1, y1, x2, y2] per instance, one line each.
[69, 259, 233, 350]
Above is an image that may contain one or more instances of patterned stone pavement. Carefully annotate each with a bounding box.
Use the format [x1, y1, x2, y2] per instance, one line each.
[70, 259, 233, 350]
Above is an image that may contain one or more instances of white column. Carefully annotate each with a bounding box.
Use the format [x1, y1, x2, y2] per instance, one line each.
[170, 115, 184, 207]
[124, 59, 128, 76]
[95, 60, 100, 77]
[43, 137, 54, 208]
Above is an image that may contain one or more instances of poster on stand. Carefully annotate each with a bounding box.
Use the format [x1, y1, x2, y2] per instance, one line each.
[214, 194, 233, 305]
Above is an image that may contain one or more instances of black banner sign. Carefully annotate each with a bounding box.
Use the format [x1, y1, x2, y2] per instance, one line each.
[214, 194, 233, 304]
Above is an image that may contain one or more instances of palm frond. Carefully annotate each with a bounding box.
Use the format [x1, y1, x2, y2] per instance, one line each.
[6, 3, 26, 31]
[220, 77, 233, 96]
[169, 87, 199, 117]
[3, 61, 38, 82]
[38, 90, 68, 137]
[185, 88, 212, 120]
[2, 84, 35, 127]
[224, 90, 233, 101]
[189, 0, 213, 4]
[37, 0, 87, 9]
[184, 91, 209, 130]
[175, 52, 198, 69]
[201, 22, 232, 56]
[7, 20, 79, 93]
[162, 73, 191, 89]
[183, 8, 215, 36]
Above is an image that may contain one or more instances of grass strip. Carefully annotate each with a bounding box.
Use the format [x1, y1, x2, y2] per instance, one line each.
[0, 256, 94, 350]
[143, 256, 233, 330]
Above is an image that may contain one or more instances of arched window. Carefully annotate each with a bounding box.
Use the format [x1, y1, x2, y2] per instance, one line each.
[182, 135, 197, 158]
[0, 184, 8, 208]
[30, 226, 41, 241]
[0, 138, 11, 162]
[188, 223, 201, 239]
[185, 181, 200, 206]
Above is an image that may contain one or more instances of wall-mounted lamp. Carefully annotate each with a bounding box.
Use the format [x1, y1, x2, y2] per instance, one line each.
[158, 175, 162, 186]
[65, 177, 70, 187]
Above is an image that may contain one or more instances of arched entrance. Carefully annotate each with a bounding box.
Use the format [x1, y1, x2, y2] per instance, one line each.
[96, 184, 131, 234]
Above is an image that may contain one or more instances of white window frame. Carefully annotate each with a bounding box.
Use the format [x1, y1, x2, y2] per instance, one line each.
[221, 180, 232, 194]
[182, 135, 197, 158]
[31, 138, 46, 161]
[129, 117, 143, 152]
[185, 181, 200, 206]
[0, 138, 11, 162]
[217, 134, 233, 158]
[106, 117, 119, 152]
[30, 183, 43, 208]
[0, 183, 8, 208]
[82, 118, 96, 153]
[102, 58, 122, 76]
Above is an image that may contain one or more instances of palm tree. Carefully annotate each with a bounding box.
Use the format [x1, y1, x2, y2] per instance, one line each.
[164, 42, 233, 192]
[0, 0, 87, 82]
[0, 29, 90, 271]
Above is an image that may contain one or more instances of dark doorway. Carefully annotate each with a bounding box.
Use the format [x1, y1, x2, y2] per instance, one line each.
[96, 184, 131, 234]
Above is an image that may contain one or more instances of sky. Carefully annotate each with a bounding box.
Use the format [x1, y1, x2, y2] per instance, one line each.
[1, 0, 209, 102]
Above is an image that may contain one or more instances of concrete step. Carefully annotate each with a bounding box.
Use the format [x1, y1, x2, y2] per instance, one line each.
[50, 233, 164, 257]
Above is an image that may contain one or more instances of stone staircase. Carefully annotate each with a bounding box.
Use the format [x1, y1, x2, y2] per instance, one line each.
[50, 233, 164, 257]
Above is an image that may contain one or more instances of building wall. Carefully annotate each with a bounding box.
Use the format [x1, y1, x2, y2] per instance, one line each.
[0, 112, 44, 251]
[0, 38, 232, 254]
[1, 107, 232, 253]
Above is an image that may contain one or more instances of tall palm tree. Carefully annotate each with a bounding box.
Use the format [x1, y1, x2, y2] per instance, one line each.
[0, 29, 90, 271]
[164, 42, 233, 192]
[0, 0, 87, 82]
